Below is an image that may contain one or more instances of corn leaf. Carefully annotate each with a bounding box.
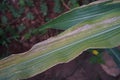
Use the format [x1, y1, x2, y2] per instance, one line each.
[0, 0, 120, 80]
[37, 0, 118, 31]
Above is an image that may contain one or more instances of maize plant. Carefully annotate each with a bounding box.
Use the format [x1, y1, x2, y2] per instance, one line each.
[0, 0, 120, 80]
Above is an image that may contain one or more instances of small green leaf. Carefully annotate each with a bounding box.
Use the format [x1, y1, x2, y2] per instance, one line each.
[24, 33, 31, 40]
[54, 0, 62, 13]
[0, 1, 7, 13]
[1, 16, 8, 24]
[69, 0, 79, 9]
[17, 24, 26, 33]
[6, 38, 11, 43]
[40, 2, 48, 16]
[24, 30, 32, 39]
[26, 12, 34, 20]
[45, 17, 51, 22]
[2, 41, 8, 47]
[18, 7, 25, 15]
[19, 0, 25, 7]
[0, 28, 4, 36]
[25, 0, 34, 7]
[8, 5, 21, 18]
[5, 26, 15, 35]
[12, 35, 19, 41]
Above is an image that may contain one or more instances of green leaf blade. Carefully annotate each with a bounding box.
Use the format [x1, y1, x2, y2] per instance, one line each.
[0, 1, 120, 80]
